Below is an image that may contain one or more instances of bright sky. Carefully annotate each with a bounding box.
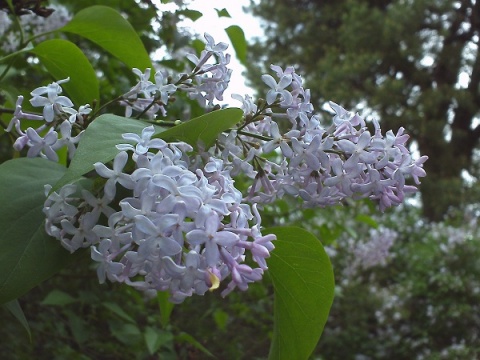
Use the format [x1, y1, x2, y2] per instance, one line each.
[164, 0, 263, 103]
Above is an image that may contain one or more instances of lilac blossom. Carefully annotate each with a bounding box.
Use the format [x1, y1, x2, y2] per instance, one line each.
[94, 151, 134, 198]
[216, 64, 427, 212]
[345, 227, 398, 276]
[35, 39, 428, 305]
[121, 68, 176, 118]
[116, 125, 167, 159]
[261, 73, 294, 106]
[30, 78, 74, 122]
[5, 96, 44, 132]
[5, 79, 88, 162]
[45, 130, 275, 303]
[0, 4, 71, 51]
[25, 127, 60, 161]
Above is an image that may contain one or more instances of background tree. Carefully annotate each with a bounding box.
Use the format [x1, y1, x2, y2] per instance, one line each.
[246, 0, 480, 221]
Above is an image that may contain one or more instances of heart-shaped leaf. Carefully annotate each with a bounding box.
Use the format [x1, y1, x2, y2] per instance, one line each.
[61, 5, 152, 71]
[31, 39, 99, 105]
[53, 108, 243, 191]
[0, 158, 76, 304]
[52, 114, 157, 191]
[266, 227, 335, 360]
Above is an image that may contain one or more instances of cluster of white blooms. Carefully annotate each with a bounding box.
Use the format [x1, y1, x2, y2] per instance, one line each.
[121, 68, 177, 119]
[222, 65, 427, 211]
[5, 78, 91, 161]
[121, 33, 232, 119]
[4, 32, 428, 302]
[346, 227, 398, 274]
[0, 5, 71, 52]
[44, 127, 275, 303]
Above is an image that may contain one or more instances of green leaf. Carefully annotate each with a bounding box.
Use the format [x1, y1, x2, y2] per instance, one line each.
[215, 8, 231, 18]
[225, 25, 247, 66]
[52, 114, 157, 191]
[41, 289, 77, 306]
[3, 0, 14, 13]
[103, 302, 136, 324]
[144, 327, 173, 355]
[265, 227, 335, 360]
[53, 108, 243, 191]
[192, 39, 206, 55]
[176, 332, 214, 358]
[31, 39, 99, 105]
[65, 309, 89, 344]
[177, 9, 203, 21]
[354, 214, 379, 228]
[0, 158, 74, 304]
[111, 323, 142, 345]
[2, 299, 31, 341]
[213, 309, 228, 331]
[159, 59, 185, 72]
[157, 291, 175, 327]
[61, 5, 152, 71]
[156, 107, 243, 148]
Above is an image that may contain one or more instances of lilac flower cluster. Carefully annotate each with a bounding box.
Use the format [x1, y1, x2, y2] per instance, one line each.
[222, 65, 427, 211]
[5, 78, 91, 161]
[346, 227, 398, 275]
[44, 126, 274, 303]
[121, 68, 177, 119]
[121, 33, 232, 119]
[3, 32, 427, 302]
[0, 5, 71, 52]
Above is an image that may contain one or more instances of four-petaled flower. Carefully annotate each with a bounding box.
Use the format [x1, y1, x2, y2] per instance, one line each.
[30, 78, 74, 122]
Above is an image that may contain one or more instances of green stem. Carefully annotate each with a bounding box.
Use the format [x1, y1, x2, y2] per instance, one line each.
[236, 129, 272, 142]
[89, 95, 124, 120]
[136, 97, 161, 119]
[24, 29, 59, 45]
[0, 47, 30, 64]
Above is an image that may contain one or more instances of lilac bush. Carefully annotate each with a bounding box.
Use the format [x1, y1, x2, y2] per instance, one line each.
[4, 32, 427, 304]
